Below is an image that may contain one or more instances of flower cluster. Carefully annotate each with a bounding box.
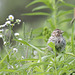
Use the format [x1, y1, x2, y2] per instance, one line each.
[0, 15, 21, 28]
[0, 15, 25, 71]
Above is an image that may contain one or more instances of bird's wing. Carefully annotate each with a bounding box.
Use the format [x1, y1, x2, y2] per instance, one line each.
[47, 36, 55, 44]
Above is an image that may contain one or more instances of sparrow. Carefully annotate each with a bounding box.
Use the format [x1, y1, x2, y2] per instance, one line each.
[47, 29, 66, 52]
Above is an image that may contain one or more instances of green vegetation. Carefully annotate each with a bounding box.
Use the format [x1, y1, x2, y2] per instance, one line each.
[0, 0, 75, 75]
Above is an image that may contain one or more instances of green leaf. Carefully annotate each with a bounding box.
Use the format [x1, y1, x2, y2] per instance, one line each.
[17, 62, 49, 72]
[62, 1, 75, 7]
[26, 0, 53, 10]
[17, 62, 34, 71]
[57, 10, 73, 17]
[15, 59, 38, 62]
[0, 69, 17, 72]
[32, 5, 49, 11]
[26, 0, 50, 8]
[58, 18, 72, 24]
[22, 12, 50, 16]
[48, 19, 56, 30]
[65, 53, 75, 57]
[30, 62, 49, 67]
[48, 42, 55, 49]
[15, 39, 44, 54]
[0, 49, 12, 64]
[33, 36, 43, 39]
[29, 44, 44, 54]
[26, 0, 42, 8]
[33, 72, 51, 75]
[34, 66, 42, 72]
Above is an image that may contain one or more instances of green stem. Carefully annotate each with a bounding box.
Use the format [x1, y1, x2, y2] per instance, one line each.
[22, 22, 26, 58]
[23, 22, 25, 40]
[53, 0, 57, 29]
[54, 10, 57, 28]
[53, 47, 57, 75]
[71, 23, 74, 53]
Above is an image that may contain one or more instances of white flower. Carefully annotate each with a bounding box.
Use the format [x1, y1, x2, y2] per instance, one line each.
[0, 29, 4, 33]
[0, 34, 2, 38]
[18, 38, 23, 45]
[16, 19, 21, 24]
[14, 33, 19, 37]
[34, 51, 37, 55]
[11, 65, 14, 69]
[8, 65, 14, 69]
[15, 64, 18, 68]
[8, 15, 14, 20]
[5, 21, 11, 25]
[18, 38, 22, 40]
[0, 24, 6, 28]
[4, 41, 7, 45]
[18, 19, 21, 22]
[21, 56, 24, 59]
[13, 48, 18, 53]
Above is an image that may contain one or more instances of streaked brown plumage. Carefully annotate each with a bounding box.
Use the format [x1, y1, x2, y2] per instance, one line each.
[47, 29, 66, 52]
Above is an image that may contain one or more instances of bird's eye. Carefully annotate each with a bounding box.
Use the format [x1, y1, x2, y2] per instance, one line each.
[57, 31, 59, 33]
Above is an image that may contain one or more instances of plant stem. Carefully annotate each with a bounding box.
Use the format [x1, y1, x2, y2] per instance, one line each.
[23, 22, 25, 40]
[53, 0, 57, 28]
[23, 22, 27, 58]
[71, 8, 75, 54]
[71, 22, 74, 53]
[54, 48, 57, 75]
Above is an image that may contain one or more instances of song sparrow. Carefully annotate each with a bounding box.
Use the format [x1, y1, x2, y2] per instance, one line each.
[47, 29, 66, 52]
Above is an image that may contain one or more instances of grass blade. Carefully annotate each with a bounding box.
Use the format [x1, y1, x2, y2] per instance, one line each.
[0, 49, 12, 64]
[32, 5, 49, 11]
[22, 12, 50, 16]
[15, 39, 44, 54]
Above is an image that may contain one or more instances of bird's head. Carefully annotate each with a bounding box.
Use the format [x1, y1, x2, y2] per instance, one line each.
[51, 29, 64, 37]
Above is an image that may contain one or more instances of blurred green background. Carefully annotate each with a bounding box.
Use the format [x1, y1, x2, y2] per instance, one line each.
[0, 0, 48, 29]
[0, 0, 75, 48]
[0, 0, 74, 27]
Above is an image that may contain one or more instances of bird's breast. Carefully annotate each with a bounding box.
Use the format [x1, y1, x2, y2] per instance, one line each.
[55, 37, 64, 47]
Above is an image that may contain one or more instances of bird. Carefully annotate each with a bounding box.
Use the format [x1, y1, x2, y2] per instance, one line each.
[47, 29, 66, 52]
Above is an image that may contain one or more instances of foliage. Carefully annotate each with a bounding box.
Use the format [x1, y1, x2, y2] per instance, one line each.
[0, 0, 75, 75]
[22, 0, 74, 42]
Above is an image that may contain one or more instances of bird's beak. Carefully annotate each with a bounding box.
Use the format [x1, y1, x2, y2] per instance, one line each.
[61, 30, 64, 33]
